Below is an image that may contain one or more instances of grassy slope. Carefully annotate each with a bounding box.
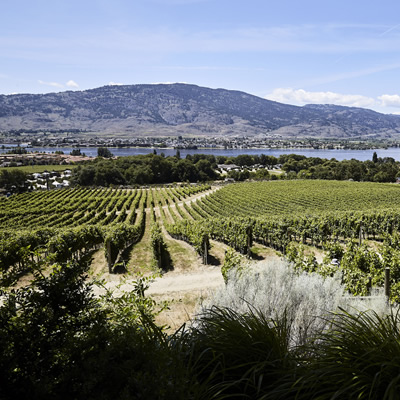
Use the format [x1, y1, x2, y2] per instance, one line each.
[1, 164, 77, 173]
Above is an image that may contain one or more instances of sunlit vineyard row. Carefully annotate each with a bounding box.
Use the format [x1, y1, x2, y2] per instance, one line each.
[198, 180, 400, 217]
[0, 184, 210, 230]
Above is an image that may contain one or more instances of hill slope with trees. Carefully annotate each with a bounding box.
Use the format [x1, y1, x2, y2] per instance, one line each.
[1, 83, 400, 138]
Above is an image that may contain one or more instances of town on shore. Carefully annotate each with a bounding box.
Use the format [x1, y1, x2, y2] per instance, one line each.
[1, 131, 399, 151]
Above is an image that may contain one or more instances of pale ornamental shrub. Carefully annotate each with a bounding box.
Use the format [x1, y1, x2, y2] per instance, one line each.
[199, 258, 392, 347]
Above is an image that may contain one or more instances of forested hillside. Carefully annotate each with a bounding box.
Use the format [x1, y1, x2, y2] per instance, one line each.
[2, 83, 400, 137]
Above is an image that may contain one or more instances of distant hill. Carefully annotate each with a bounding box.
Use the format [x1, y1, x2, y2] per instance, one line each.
[1, 83, 400, 138]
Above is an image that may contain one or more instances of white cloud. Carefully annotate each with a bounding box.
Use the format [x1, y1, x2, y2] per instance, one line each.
[108, 81, 124, 86]
[266, 88, 376, 108]
[38, 80, 63, 88]
[66, 80, 79, 88]
[378, 94, 400, 108]
[38, 79, 79, 90]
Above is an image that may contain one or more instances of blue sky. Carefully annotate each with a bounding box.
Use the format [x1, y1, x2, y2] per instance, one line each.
[1, 0, 400, 114]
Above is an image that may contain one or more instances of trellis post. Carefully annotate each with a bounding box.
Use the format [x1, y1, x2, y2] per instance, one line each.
[203, 235, 208, 265]
[385, 267, 391, 301]
[106, 239, 113, 273]
[246, 225, 253, 257]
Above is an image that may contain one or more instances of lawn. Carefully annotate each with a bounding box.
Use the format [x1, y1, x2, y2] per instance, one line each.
[1, 164, 77, 174]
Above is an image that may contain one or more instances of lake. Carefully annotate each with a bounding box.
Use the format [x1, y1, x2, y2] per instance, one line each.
[2, 145, 400, 162]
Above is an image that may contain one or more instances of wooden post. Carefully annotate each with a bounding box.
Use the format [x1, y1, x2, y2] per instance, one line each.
[385, 267, 391, 300]
[367, 276, 372, 295]
[246, 226, 253, 257]
[359, 225, 363, 246]
[203, 235, 208, 265]
[158, 241, 162, 269]
[106, 239, 113, 274]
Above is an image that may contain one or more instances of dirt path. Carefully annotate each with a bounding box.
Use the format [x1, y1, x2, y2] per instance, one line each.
[91, 257, 224, 300]
[91, 252, 224, 331]
[147, 265, 223, 294]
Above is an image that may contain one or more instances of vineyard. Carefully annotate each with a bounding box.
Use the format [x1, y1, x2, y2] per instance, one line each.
[166, 180, 400, 302]
[0, 184, 211, 283]
[3, 179, 400, 302]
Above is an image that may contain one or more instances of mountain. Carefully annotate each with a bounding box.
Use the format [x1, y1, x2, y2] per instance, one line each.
[1, 83, 400, 138]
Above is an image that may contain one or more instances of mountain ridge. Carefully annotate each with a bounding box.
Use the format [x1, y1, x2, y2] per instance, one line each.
[1, 83, 400, 138]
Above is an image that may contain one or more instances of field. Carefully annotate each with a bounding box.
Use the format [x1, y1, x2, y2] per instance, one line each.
[1, 164, 77, 173]
[3, 179, 400, 304]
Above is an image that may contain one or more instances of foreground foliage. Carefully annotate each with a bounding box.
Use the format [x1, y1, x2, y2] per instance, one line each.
[0, 259, 194, 400]
[296, 309, 400, 399]
[3, 177, 400, 398]
[194, 261, 400, 399]
[1, 258, 400, 399]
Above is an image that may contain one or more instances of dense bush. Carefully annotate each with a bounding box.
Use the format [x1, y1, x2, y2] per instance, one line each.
[0, 259, 196, 400]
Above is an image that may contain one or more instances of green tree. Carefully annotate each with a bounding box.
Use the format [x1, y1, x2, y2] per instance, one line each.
[97, 147, 114, 158]
[70, 149, 82, 156]
[0, 169, 28, 192]
[252, 168, 270, 180]
[94, 165, 125, 186]
[196, 159, 217, 181]
[6, 146, 27, 155]
[71, 165, 95, 186]
[127, 165, 154, 184]
[234, 154, 254, 167]
[172, 159, 199, 182]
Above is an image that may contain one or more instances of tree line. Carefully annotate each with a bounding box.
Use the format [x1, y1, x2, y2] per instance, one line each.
[222, 152, 400, 183]
[2, 151, 400, 191]
[279, 152, 399, 182]
[71, 153, 219, 186]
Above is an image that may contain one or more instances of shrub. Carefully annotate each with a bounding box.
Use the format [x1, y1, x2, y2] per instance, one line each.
[221, 246, 245, 283]
[200, 259, 391, 347]
[296, 309, 400, 399]
[188, 307, 297, 399]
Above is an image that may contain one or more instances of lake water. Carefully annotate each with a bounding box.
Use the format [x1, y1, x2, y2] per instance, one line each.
[2, 145, 400, 162]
